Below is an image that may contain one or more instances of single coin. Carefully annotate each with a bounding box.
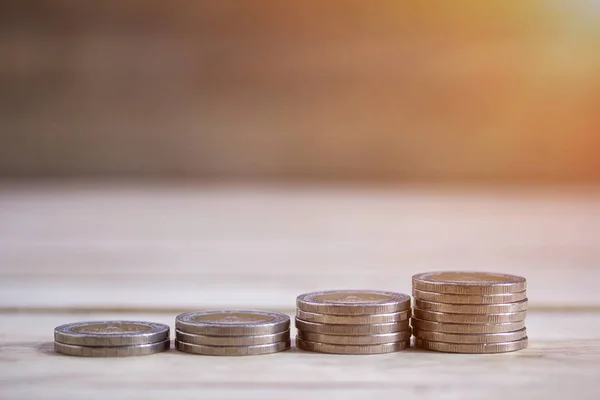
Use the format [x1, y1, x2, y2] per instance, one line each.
[411, 318, 525, 334]
[176, 310, 290, 336]
[414, 337, 528, 353]
[175, 329, 290, 346]
[412, 271, 526, 295]
[297, 330, 411, 345]
[413, 328, 527, 344]
[296, 309, 410, 325]
[413, 308, 527, 324]
[297, 290, 410, 315]
[296, 337, 409, 354]
[175, 339, 290, 356]
[414, 299, 528, 314]
[295, 318, 409, 335]
[54, 339, 170, 357]
[413, 289, 527, 304]
[54, 321, 170, 346]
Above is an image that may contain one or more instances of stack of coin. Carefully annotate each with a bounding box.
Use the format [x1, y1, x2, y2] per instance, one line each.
[295, 290, 412, 354]
[54, 320, 170, 357]
[411, 271, 528, 353]
[175, 310, 291, 356]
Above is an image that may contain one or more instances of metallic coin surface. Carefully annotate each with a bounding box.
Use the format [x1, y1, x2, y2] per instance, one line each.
[412, 271, 526, 295]
[414, 337, 528, 353]
[296, 309, 410, 325]
[297, 330, 412, 345]
[411, 318, 525, 334]
[296, 318, 409, 335]
[54, 339, 170, 357]
[296, 337, 409, 354]
[413, 289, 527, 304]
[54, 321, 170, 346]
[297, 290, 410, 315]
[175, 339, 290, 356]
[413, 328, 527, 344]
[176, 310, 290, 336]
[414, 299, 528, 314]
[175, 329, 290, 346]
[413, 308, 527, 324]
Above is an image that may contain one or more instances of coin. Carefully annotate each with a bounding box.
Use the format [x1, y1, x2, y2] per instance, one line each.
[175, 339, 290, 356]
[54, 321, 170, 346]
[413, 289, 527, 304]
[297, 290, 410, 315]
[297, 330, 412, 345]
[412, 271, 526, 295]
[414, 337, 528, 353]
[54, 339, 170, 357]
[414, 299, 528, 314]
[296, 309, 410, 325]
[295, 318, 409, 335]
[176, 310, 290, 336]
[175, 329, 290, 346]
[411, 318, 525, 334]
[413, 328, 527, 344]
[296, 337, 409, 354]
[413, 308, 527, 324]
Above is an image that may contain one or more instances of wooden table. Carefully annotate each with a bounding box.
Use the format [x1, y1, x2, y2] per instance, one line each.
[1, 183, 599, 399]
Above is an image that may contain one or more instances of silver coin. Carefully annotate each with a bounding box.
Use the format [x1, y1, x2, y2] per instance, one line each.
[54, 339, 170, 357]
[412, 271, 527, 295]
[297, 290, 411, 315]
[295, 318, 409, 335]
[176, 310, 290, 336]
[413, 328, 528, 344]
[414, 337, 528, 353]
[414, 299, 528, 314]
[175, 339, 290, 356]
[296, 309, 410, 325]
[411, 318, 526, 334]
[413, 308, 527, 324]
[175, 329, 290, 346]
[297, 329, 412, 345]
[54, 321, 170, 346]
[296, 337, 409, 354]
[412, 289, 528, 304]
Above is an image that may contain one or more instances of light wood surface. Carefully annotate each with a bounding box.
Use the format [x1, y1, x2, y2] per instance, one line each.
[1, 183, 599, 399]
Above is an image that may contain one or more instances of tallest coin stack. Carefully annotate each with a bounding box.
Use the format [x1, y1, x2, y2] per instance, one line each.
[411, 271, 528, 353]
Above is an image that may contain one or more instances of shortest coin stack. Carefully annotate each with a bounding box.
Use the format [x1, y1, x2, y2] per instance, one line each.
[412, 271, 528, 354]
[54, 321, 170, 357]
[175, 310, 291, 356]
[295, 290, 412, 354]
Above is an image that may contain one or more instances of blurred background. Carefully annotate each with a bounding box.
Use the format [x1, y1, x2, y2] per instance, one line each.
[1, 1, 600, 312]
[1, 0, 599, 183]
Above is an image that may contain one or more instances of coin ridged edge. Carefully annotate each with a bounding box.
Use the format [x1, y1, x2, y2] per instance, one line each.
[413, 328, 527, 344]
[412, 272, 526, 295]
[296, 337, 409, 354]
[414, 299, 528, 314]
[414, 337, 528, 353]
[295, 318, 410, 335]
[175, 329, 290, 346]
[296, 309, 410, 325]
[413, 289, 528, 304]
[54, 321, 170, 346]
[175, 339, 290, 356]
[297, 329, 412, 345]
[54, 339, 170, 357]
[297, 290, 411, 315]
[413, 308, 527, 324]
[176, 311, 290, 336]
[410, 318, 526, 334]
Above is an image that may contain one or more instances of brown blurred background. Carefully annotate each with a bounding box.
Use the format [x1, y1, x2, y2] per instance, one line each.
[1, 0, 599, 182]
